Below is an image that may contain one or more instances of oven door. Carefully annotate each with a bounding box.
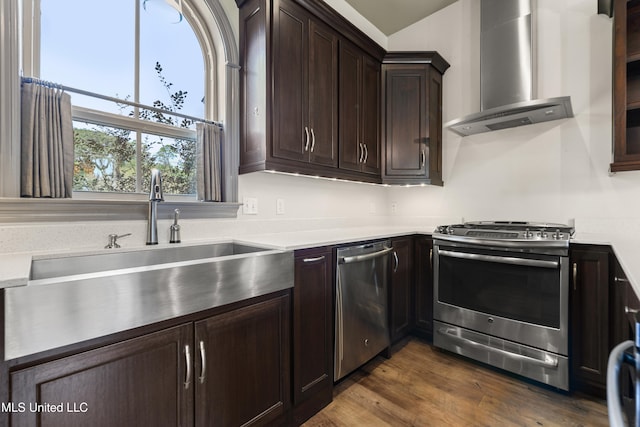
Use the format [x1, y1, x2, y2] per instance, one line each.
[433, 240, 569, 355]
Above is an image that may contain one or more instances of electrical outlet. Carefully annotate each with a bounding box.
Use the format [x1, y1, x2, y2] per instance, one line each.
[276, 199, 285, 215]
[243, 197, 258, 215]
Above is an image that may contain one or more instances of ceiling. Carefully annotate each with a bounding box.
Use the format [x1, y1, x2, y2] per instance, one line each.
[343, 0, 458, 36]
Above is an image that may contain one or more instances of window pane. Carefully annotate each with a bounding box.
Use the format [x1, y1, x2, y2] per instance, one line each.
[40, 0, 135, 114]
[140, 0, 205, 120]
[143, 133, 197, 195]
[73, 122, 137, 193]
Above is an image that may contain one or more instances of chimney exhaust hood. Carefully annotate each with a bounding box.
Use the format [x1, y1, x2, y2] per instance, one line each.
[445, 0, 573, 137]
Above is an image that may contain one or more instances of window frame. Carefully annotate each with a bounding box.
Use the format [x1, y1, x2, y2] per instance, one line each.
[0, 0, 240, 220]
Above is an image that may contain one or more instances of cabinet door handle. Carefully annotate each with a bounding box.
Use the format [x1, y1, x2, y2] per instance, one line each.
[429, 248, 433, 268]
[393, 251, 399, 273]
[358, 143, 364, 163]
[198, 340, 206, 384]
[304, 127, 310, 151]
[572, 262, 577, 291]
[303, 255, 325, 263]
[310, 128, 316, 152]
[363, 143, 369, 164]
[184, 344, 192, 390]
[625, 306, 640, 315]
[421, 149, 426, 167]
[615, 276, 630, 284]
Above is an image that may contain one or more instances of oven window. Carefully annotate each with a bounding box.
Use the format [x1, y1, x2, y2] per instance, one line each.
[437, 248, 561, 328]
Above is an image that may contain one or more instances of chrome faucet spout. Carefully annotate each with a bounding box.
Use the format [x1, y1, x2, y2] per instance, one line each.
[146, 169, 164, 245]
[149, 168, 164, 202]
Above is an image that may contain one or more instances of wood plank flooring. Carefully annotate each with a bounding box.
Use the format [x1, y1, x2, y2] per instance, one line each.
[304, 338, 609, 426]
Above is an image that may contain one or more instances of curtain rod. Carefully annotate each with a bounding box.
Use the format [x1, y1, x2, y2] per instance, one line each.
[21, 76, 223, 128]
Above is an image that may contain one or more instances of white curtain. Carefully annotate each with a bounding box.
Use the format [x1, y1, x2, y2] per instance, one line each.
[20, 83, 74, 198]
[196, 122, 222, 201]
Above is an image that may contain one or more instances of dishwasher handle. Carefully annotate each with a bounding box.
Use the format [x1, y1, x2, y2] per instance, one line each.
[339, 246, 394, 264]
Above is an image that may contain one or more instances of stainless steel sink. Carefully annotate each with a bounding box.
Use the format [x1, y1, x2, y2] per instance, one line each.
[6, 241, 293, 360]
[30, 242, 269, 281]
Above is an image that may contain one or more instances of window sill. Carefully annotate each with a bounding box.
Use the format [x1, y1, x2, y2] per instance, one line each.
[0, 198, 240, 222]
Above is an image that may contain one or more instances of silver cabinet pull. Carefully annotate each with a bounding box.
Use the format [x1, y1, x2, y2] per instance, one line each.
[572, 262, 578, 291]
[421, 149, 426, 167]
[393, 251, 399, 273]
[358, 143, 364, 163]
[615, 276, 630, 284]
[625, 306, 640, 315]
[303, 256, 325, 263]
[198, 340, 206, 384]
[429, 248, 433, 268]
[184, 344, 192, 390]
[310, 128, 316, 152]
[304, 127, 310, 151]
[363, 143, 368, 164]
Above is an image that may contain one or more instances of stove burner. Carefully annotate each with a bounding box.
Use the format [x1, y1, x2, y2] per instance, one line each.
[433, 220, 574, 249]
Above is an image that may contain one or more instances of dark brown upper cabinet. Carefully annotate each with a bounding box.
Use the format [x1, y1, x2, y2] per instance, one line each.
[272, 0, 338, 168]
[382, 53, 449, 186]
[612, 0, 640, 171]
[237, 0, 386, 184]
[339, 40, 381, 175]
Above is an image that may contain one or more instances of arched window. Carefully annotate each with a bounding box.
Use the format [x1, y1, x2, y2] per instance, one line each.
[0, 0, 238, 212]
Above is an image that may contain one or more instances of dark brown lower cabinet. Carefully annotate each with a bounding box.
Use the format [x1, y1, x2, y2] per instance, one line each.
[413, 236, 434, 340]
[10, 293, 290, 427]
[11, 324, 193, 427]
[195, 295, 290, 427]
[570, 245, 611, 397]
[389, 237, 413, 343]
[292, 247, 333, 425]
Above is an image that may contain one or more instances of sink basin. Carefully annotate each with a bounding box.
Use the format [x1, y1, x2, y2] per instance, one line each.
[30, 242, 269, 280]
[7, 241, 293, 360]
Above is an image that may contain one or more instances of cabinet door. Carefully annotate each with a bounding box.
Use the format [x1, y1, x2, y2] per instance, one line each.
[383, 65, 427, 179]
[194, 294, 290, 427]
[11, 324, 193, 427]
[308, 20, 338, 167]
[570, 246, 610, 397]
[389, 237, 413, 343]
[292, 248, 333, 423]
[361, 56, 381, 175]
[414, 236, 434, 339]
[273, 0, 308, 162]
[338, 41, 363, 172]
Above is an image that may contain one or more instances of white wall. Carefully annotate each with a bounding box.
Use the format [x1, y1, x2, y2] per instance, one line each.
[386, 0, 639, 231]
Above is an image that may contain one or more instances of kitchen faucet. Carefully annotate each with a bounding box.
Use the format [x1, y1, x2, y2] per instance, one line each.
[146, 168, 164, 245]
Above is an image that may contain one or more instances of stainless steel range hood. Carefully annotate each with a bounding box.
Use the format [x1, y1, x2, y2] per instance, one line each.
[445, 0, 573, 137]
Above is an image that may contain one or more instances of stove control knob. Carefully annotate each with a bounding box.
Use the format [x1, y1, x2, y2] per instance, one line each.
[552, 229, 563, 240]
[523, 228, 533, 238]
[539, 231, 548, 239]
[447, 226, 455, 235]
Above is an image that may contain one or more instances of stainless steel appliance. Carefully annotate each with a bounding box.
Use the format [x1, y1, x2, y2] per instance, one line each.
[607, 315, 639, 427]
[433, 221, 574, 390]
[335, 241, 393, 381]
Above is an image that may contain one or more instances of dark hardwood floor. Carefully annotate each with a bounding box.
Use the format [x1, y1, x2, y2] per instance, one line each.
[304, 338, 608, 426]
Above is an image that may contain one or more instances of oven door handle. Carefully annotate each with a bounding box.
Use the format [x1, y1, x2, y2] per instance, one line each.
[437, 327, 559, 368]
[438, 249, 559, 269]
[339, 247, 394, 264]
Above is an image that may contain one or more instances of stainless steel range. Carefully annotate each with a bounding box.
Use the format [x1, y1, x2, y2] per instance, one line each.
[432, 221, 574, 390]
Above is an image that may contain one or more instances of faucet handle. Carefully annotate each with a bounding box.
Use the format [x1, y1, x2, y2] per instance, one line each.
[105, 233, 132, 249]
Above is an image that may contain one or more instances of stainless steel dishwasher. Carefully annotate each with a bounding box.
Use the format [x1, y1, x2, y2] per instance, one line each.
[334, 240, 393, 381]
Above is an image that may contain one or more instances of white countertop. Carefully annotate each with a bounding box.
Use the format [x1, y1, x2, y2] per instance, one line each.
[3, 226, 640, 297]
